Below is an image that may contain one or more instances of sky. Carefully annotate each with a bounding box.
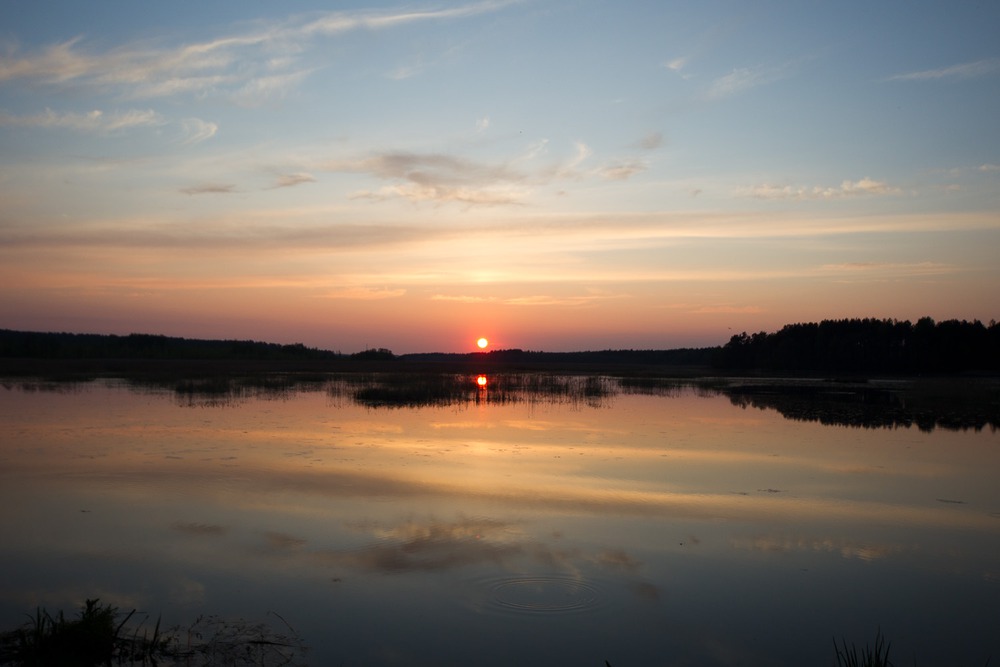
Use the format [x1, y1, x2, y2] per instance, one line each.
[1, 1, 998, 353]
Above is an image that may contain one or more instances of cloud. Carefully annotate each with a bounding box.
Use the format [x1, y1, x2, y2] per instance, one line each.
[517, 138, 549, 163]
[593, 548, 643, 572]
[333, 151, 529, 205]
[0, 1, 518, 102]
[706, 62, 790, 99]
[886, 58, 1000, 82]
[600, 160, 647, 180]
[691, 304, 765, 314]
[263, 531, 307, 550]
[387, 61, 425, 80]
[311, 514, 594, 577]
[321, 286, 406, 300]
[503, 294, 602, 306]
[819, 261, 954, 279]
[0, 107, 218, 145]
[980, 164, 1000, 172]
[296, 0, 521, 36]
[663, 56, 694, 80]
[837, 178, 901, 196]
[476, 115, 491, 131]
[231, 69, 313, 106]
[431, 294, 496, 303]
[731, 533, 899, 562]
[353, 183, 527, 206]
[171, 521, 227, 536]
[0, 107, 163, 132]
[567, 141, 592, 169]
[432, 292, 625, 307]
[664, 56, 688, 73]
[0, 219, 443, 252]
[737, 177, 901, 200]
[179, 183, 237, 195]
[636, 131, 663, 150]
[320, 517, 525, 573]
[542, 141, 593, 180]
[179, 117, 218, 144]
[274, 172, 316, 188]
[707, 66, 768, 98]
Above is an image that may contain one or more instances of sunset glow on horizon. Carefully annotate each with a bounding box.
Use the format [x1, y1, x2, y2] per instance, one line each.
[1, 2, 997, 353]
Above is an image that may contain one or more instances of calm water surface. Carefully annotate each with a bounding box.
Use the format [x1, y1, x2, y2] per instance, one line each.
[1, 376, 997, 666]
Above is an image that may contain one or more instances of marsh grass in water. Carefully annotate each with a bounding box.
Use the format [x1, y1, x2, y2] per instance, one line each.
[2, 606, 992, 666]
[832, 629, 991, 667]
[336, 372, 616, 408]
[0, 598, 156, 667]
[0, 600, 306, 667]
[834, 629, 893, 667]
[11, 366, 995, 429]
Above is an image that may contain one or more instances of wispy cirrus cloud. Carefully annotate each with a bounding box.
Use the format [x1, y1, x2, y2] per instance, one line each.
[820, 261, 953, 275]
[0, 107, 163, 132]
[230, 69, 314, 107]
[179, 117, 218, 144]
[0, 107, 218, 145]
[431, 292, 625, 307]
[0, 1, 519, 103]
[886, 58, 1000, 82]
[737, 177, 901, 200]
[663, 56, 692, 79]
[689, 304, 764, 314]
[321, 286, 406, 300]
[706, 62, 790, 99]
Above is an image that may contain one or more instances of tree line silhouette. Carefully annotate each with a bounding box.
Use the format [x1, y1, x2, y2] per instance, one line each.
[714, 317, 1000, 373]
[0, 330, 338, 361]
[2, 317, 999, 374]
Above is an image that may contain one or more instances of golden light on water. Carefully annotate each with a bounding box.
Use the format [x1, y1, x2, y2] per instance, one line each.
[477, 337, 489, 349]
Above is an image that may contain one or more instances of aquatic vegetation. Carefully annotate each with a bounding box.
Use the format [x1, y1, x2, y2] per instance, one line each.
[0, 598, 151, 666]
[834, 629, 893, 667]
[0, 600, 306, 667]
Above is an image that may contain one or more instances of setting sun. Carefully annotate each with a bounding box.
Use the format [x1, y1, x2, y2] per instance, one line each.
[477, 337, 489, 349]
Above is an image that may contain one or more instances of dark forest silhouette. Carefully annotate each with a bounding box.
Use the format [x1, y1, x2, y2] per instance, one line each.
[2, 317, 999, 373]
[0, 330, 337, 362]
[715, 317, 1000, 373]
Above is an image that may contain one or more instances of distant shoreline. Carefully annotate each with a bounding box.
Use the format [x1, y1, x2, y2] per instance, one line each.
[3, 317, 998, 378]
[0, 355, 719, 380]
[3, 357, 998, 385]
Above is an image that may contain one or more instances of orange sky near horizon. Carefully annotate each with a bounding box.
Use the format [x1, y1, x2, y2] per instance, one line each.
[1, 2, 998, 353]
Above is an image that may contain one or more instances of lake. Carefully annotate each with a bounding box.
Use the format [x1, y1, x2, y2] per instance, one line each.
[1, 373, 998, 666]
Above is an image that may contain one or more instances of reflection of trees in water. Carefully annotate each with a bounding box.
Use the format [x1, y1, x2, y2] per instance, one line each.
[718, 382, 1000, 432]
[341, 373, 615, 409]
[32, 372, 997, 431]
[123, 372, 616, 409]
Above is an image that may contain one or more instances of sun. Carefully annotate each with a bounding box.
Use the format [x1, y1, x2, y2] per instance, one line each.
[476, 337, 489, 349]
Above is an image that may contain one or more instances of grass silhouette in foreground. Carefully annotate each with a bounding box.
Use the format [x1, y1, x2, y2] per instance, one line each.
[2, 602, 993, 666]
[0, 599, 306, 666]
[830, 628, 991, 667]
[834, 628, 893, 667]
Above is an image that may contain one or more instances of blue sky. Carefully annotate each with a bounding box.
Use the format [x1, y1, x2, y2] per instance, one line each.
[1, 1, 998, 352]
